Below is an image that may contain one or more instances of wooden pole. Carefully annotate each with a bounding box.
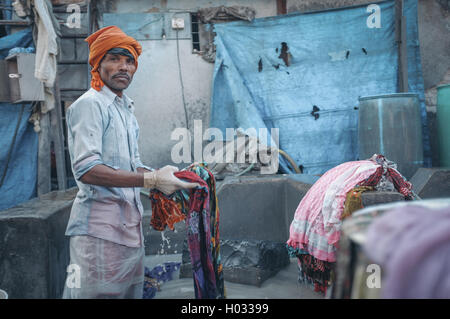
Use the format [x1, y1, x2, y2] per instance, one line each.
[395, 0, 408, 92]
[50, 75, 67, 190]
[37, 105, 51, 196]
[400, 14, 408, 92]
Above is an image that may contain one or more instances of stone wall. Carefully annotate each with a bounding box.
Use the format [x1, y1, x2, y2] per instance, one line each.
[0, 188, 77, 299]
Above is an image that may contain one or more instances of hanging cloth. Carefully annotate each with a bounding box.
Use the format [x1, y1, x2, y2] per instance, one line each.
[287, 154, 418, 294]
[149, 164, 226, 299]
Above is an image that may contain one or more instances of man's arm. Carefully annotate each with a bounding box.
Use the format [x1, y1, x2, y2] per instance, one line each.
[80, 165, 199, 195]
[137, 167, 152, 174]
[81, 164, 144, 187]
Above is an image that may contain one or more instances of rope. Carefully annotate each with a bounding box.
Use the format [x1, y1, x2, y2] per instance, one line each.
[175, 27, 193, 162]
[234, 162, 255, 177]
[279, 149, 302, 173]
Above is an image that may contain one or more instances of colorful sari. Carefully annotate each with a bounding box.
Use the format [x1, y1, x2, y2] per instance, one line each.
[287, 155, 417, 293]
[149, 163, 225, 299]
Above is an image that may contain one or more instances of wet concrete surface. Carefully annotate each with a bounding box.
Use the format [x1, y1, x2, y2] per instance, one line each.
[144, 254, 324, 299]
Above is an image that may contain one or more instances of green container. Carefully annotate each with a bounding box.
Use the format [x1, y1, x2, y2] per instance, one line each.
[437, 84, 450, 167]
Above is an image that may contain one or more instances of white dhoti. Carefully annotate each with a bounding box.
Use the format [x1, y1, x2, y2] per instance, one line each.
[62, 235, 144, 299]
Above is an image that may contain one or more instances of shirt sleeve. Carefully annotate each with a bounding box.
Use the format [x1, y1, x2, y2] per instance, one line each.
[67, 97, 112, 180]
[132, 116, 154, 172]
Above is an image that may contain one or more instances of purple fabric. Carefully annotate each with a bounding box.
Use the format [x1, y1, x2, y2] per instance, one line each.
[364, 205, 450, 299]
[143, 262, 181, 299]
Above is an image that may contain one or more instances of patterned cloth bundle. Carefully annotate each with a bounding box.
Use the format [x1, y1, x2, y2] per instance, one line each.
[286, 154, 418, 294]
[149, 163, 226, 299]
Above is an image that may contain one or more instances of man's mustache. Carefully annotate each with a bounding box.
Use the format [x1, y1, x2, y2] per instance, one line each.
[112, 73, 130, 80]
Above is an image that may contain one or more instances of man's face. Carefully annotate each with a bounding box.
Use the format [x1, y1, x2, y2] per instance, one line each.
[98, 53, 136, 94]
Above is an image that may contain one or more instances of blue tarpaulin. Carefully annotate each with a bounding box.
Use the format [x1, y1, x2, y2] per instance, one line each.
[0, 28, 37, 211]
[210, 0, 430, 174]
[0, 27, 33, 59]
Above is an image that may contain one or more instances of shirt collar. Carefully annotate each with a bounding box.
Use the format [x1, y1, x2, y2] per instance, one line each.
[100, 85, 135, 112]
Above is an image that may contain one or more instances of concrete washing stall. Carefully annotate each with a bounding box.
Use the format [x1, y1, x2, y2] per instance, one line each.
[142, 173, 405, 286]
[4, 168, 448, 298]
[0, 188, 77, 299]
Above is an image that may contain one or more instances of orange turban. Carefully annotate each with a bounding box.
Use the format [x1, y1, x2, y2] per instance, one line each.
[85, 26, 142, 91]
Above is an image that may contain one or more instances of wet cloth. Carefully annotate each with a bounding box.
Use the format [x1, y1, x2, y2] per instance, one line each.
[85, 25, 142, 91]
[143, 262, 181, 299]
[149, 164, 225, 299]
[33, 0, 57, 88]
[296, 253, 334, 294]
[286, 155, 416, 293]
[287, 154, 415, 263]
[357, 154, 416, 199]
[63, 235, 145, 299]
[33, 0, 59, 113]
[287, 160, 379, 263]
[364, 205, 450, 298]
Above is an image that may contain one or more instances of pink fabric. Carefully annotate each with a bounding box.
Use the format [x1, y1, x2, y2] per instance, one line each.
[89, 196, 142, 247]
[364, 205, 450, 298]
[287, 160, 379, 262]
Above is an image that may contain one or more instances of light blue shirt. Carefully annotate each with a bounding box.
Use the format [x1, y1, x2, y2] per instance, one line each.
[65, 85, 152, 247]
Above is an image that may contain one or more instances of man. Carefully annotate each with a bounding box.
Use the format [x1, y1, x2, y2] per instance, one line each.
[62, 26, 197, 299]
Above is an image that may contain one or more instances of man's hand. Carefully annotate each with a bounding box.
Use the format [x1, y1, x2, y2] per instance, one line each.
[143, 165, 199, 195]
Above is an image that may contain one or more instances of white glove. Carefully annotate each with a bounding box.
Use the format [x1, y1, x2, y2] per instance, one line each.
[143, 165, 199, 195]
